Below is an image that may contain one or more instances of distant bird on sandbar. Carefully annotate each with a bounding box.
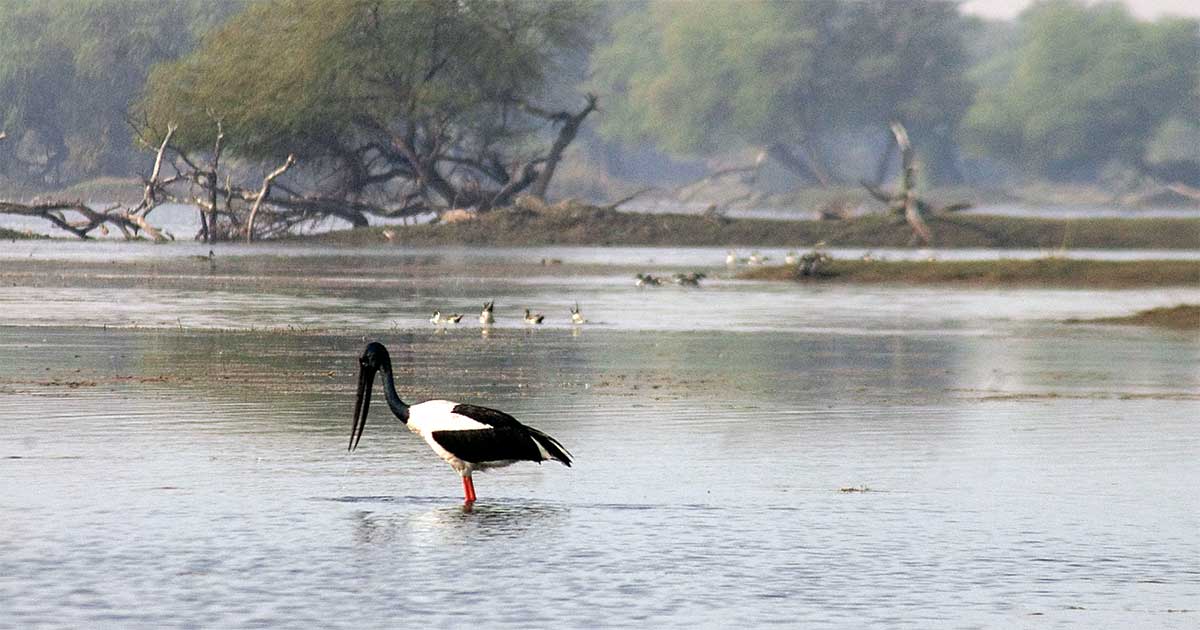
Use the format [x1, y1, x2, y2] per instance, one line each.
[635, 273, 663, 287]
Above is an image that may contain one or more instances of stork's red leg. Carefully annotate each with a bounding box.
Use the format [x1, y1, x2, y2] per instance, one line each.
[462, 475, 477, 503]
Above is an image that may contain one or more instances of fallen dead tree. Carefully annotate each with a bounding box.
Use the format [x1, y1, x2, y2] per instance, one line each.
[3, 93, 599, 242]
[860, 122, 971, 245]
[0, 199, 150, 239]
[0, 126, 176, 240]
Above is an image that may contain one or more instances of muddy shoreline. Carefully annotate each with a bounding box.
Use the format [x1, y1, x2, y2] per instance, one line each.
[1068, 304, 1200, 330]
[738, 258, 1200, 288]
[295, 207, 1200, 249]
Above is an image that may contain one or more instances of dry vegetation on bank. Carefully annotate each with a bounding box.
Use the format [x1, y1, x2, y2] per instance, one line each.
[1072, 305, 1200, 330]
[1, 227, 45, 240]
[738, 258, 1200, 288]
[303, 204, 1200, 249]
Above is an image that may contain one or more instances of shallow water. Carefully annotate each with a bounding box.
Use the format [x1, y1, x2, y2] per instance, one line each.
[5, 239, 1200, 265]
[0, 249, 1197, 628]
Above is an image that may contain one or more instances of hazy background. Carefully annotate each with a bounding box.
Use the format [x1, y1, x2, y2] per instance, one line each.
[1, 0, 1197, 239]
[963, 0, 1200, 20]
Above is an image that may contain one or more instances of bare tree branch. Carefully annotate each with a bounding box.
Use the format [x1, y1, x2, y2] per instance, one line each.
[246, 155, 297, 243]
[602, 187, 659, 211]
[0, 200, 142, 239]
[527, 93, 599, 200]
[858, 121, 972, 245]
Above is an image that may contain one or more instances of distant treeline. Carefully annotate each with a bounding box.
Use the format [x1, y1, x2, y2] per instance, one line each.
[0, 0, 1196, 194]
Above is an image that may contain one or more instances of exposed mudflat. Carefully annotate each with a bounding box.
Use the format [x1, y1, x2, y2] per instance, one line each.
[740, 258, 1200, 287]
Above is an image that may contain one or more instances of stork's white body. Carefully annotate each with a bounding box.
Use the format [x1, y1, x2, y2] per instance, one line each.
[406, 400, 551, 474]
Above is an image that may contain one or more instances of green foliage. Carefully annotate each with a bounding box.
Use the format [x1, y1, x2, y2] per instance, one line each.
[592, 0, 973, 181]
[962, 0, 1200, 179]
[140, 0, 595, 166]
[0, 1, 234, 181]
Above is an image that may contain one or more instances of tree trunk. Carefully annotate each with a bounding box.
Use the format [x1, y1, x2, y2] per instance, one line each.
[206, 124, 224, 243]
[765, 142, 833, 187]
[528, 94, 598, 200]
[872, 129, 896, 187]
[245, 155, 297, 243]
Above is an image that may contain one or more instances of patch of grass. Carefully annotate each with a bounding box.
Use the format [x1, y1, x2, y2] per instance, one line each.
[1075, 305, 1200, 330]
[1, 176, 143, 204]
[0, 227, 45, 240]
[300, 204, 1200, 249]
[739, 258, 1200, 288]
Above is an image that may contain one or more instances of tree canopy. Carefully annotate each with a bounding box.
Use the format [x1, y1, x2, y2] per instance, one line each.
[962, 0, 1200, 179]
[591, 0, 974, 184]
[139, 0, 598, 214]
[0, 0, 234, 183]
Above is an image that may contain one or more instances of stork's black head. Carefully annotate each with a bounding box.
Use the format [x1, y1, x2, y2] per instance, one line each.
[350, 342, 393, 452]
[359, 342, 392, 372]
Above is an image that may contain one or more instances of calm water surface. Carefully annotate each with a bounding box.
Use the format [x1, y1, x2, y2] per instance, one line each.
[0, 248, 1197, 628]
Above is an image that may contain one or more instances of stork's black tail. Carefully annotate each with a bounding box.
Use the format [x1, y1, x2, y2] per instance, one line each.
[528, 427, 573, 467]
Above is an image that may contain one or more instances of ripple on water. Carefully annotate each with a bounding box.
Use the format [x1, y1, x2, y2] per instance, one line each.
[0, 301, 1197, 628]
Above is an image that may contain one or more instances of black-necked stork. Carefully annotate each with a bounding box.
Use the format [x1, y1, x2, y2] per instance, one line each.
[348, 342, 572, 503]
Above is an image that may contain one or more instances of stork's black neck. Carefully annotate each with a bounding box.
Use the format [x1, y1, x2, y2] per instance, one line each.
[380, 366, 410, 423]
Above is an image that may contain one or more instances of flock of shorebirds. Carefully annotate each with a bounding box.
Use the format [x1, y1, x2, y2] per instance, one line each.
[430, 300, 586, 327]
[634, 271, 707, 287]
[425, 248, 845, 328]
[725, 249, 819, 267]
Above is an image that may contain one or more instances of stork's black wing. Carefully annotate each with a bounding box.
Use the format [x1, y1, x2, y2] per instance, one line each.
[445, 403, 573, 466]
[430, 426, 543, 464]
[439, 403, 574, 466]
[451, 403, 523, 428]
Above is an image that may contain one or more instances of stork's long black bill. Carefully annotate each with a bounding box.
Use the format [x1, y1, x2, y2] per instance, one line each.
[349, 366, 374, 452]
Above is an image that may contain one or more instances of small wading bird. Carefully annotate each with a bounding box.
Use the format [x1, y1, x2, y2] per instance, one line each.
[570, 302, 586, 325]
[479, 300, 495, 326]
[524, 308, 545, 325]
[635, 273, 663, 287]
[672, 271, 706, 287]
[430, 311, 462, 327]
[349, 342, 572, 503]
